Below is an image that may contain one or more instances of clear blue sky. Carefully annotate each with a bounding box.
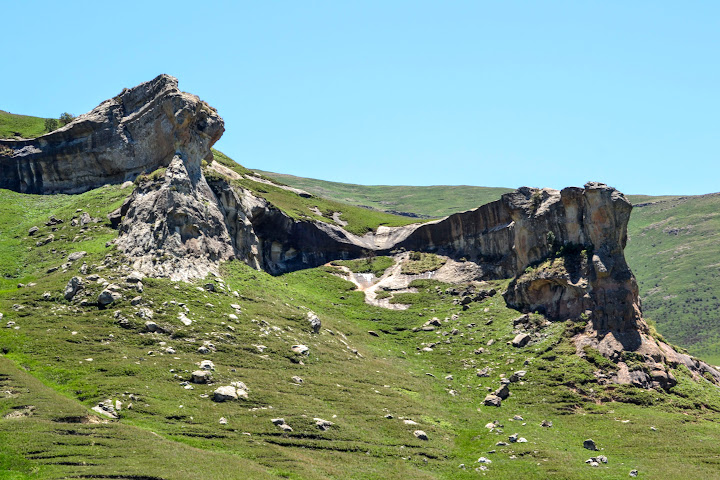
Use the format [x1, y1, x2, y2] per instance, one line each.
[3, 1, 718, 195]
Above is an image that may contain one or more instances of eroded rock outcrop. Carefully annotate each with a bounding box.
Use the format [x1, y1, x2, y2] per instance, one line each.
[114, 155, 234, 281]
[0, 74, 223, 194]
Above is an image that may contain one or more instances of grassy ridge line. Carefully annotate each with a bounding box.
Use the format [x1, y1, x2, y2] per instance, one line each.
[254, 170, 514, 219]
[212, 150, 421, 236]
[0, 110, 55, 139]
[625, 193, 720, 365]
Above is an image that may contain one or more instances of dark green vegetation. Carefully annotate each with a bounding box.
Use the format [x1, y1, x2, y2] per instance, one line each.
[253, 171, 720, 368]
[255, 171, 513, 218]
[0, 111, 57, 139]
[330, 256, 394, 277]
[2, 184, 720, 479]
[401, 252, 447, 275]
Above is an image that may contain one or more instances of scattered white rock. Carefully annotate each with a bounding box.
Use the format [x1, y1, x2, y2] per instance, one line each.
[212, 386, 239, 402]
[67, 251, 87, 262]
[178, 312, 192, 326]
[314, 418, 333, 430]
[413, 430, 429, 441]
[291, 345, 309, 355]
[200, 360, 215, 370]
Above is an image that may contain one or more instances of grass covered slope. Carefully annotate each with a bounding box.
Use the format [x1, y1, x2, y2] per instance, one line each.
[212, 151, 422, 236]
[2, 184, 720, 478]
[254, 171, 513, 219]
[625, 193, 720, 365]
[0, 110, 55, 139]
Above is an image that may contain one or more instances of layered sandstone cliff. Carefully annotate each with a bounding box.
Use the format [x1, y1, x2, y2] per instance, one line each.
[0, 74, 223, 194]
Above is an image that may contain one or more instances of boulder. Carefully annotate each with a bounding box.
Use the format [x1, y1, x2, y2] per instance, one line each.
[315, 418, 333, 431]
[291, 345, 309, 355]
[512, 333, 530, 348]
[483, 394, 502, 407]
[98, 289, 122, 306]
[212, 386, 238, 402]
[583, 439, 598, 451]
[308, 313, 322, 334]
[494, 384, 510, 400]
[67, 251, 86, 262]
[191, 370, 212, 384]
[413, 430, 429, 441]
[63, 276, 83, 301]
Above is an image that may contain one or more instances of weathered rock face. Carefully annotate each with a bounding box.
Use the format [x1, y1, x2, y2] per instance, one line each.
[497, 183, 641, 333]
[0, 74, 223, 194]
[114, 155, 234, 281]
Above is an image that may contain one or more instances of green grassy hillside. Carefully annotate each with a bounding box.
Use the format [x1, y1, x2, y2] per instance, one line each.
[255, 171, 513, 218]
[2, 183, 720, 479]
[625, 194, 720, 365]
[3, 112, 720, 478]
[0, 110, 56, 139]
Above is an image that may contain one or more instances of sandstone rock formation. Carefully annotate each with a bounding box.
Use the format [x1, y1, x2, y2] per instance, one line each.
[114, 155, 234, 281]
[0, 74, 223, 194]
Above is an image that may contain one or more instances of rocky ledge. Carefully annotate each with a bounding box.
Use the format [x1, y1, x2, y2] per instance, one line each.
[0, 74, 223, 194]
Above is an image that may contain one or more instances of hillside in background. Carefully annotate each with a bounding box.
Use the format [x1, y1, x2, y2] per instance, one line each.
[255, 170, 514, 218]
[0, 110, 56, 139]
[258, 171, 720, 365]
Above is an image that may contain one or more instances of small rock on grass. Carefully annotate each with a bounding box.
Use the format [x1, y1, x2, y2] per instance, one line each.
[583, 439, 598, 451]
[98, 289, 121, 306]
[629, 470, 638, 477]
[63, 276, 84, 301]
[483, 394, 502, 407]
[315, 418, 333, 430]
[512, 333, 530, 348]
[213, 385, 246, 402]
[191, 370, 212, 384]
[414, 430, 429, 441]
